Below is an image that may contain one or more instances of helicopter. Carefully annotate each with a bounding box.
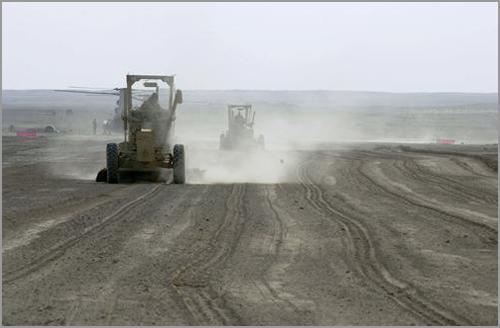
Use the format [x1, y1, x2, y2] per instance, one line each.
[54, 87, 152, 134]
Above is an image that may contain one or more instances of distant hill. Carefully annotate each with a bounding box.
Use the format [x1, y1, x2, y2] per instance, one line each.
[182, 90, 498, 108]
[2, 89, 498, 112]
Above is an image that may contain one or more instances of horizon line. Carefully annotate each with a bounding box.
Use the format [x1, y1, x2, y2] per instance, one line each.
[2, 88, 498, 95]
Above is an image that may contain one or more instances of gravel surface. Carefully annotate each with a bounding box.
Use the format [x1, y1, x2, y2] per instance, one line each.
[2, 136, 497, 325]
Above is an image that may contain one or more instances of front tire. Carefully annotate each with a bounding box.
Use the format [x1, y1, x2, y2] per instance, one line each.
[173, 144, 185, 184]
[106, 143, 119, 183]
[96, 168, 107, 182]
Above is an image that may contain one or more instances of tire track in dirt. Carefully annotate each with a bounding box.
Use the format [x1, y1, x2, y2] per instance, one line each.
[2, 185, 142, 252]
[3, 184, 163, 284]
[253, 186, 306, 319]
[169, 184, 247, 325]
[54, 185, 198, 326]
[387, 153, 497, 204]
[322, 151, 497, 243]
[354, 160, 497, 241]
[296, 159, 473, 326]
[448, 156, 496, 177]
[397, 159, 496, 205]
[396, 146, 497, 177]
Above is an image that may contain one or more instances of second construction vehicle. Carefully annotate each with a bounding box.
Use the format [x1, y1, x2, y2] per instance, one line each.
[219, 104, 265, 150]
[96, 74, 185, 184]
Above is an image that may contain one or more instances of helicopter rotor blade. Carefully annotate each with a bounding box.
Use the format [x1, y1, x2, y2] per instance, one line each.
[54, 89, 120, 96]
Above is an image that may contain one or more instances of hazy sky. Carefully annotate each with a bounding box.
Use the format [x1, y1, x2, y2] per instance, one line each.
[2, 2, 498, 92]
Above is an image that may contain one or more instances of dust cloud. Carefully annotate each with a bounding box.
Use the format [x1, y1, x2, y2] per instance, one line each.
[175, 100, 497, 184]
[186, 145, 299, 184]
[178, 113, 349, 184]
[42, 134, 118, 181]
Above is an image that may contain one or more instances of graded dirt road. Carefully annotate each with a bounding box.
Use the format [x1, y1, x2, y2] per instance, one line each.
[2, 136, 497, 325]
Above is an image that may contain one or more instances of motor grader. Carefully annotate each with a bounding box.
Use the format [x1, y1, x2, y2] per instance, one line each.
[219, 104, 264, 150]
[96, 74, 185, 184]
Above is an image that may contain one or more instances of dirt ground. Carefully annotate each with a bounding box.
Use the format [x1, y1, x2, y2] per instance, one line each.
[2, 135, 498, 325]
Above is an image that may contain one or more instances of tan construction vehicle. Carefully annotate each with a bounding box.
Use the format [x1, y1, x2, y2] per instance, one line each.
[219, 104, 264, 150]
[96, 74, 185, 184]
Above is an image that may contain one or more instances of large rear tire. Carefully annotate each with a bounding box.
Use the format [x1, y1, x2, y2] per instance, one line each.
[106, 143, 119, 184]
[173, 144, 185, 184]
